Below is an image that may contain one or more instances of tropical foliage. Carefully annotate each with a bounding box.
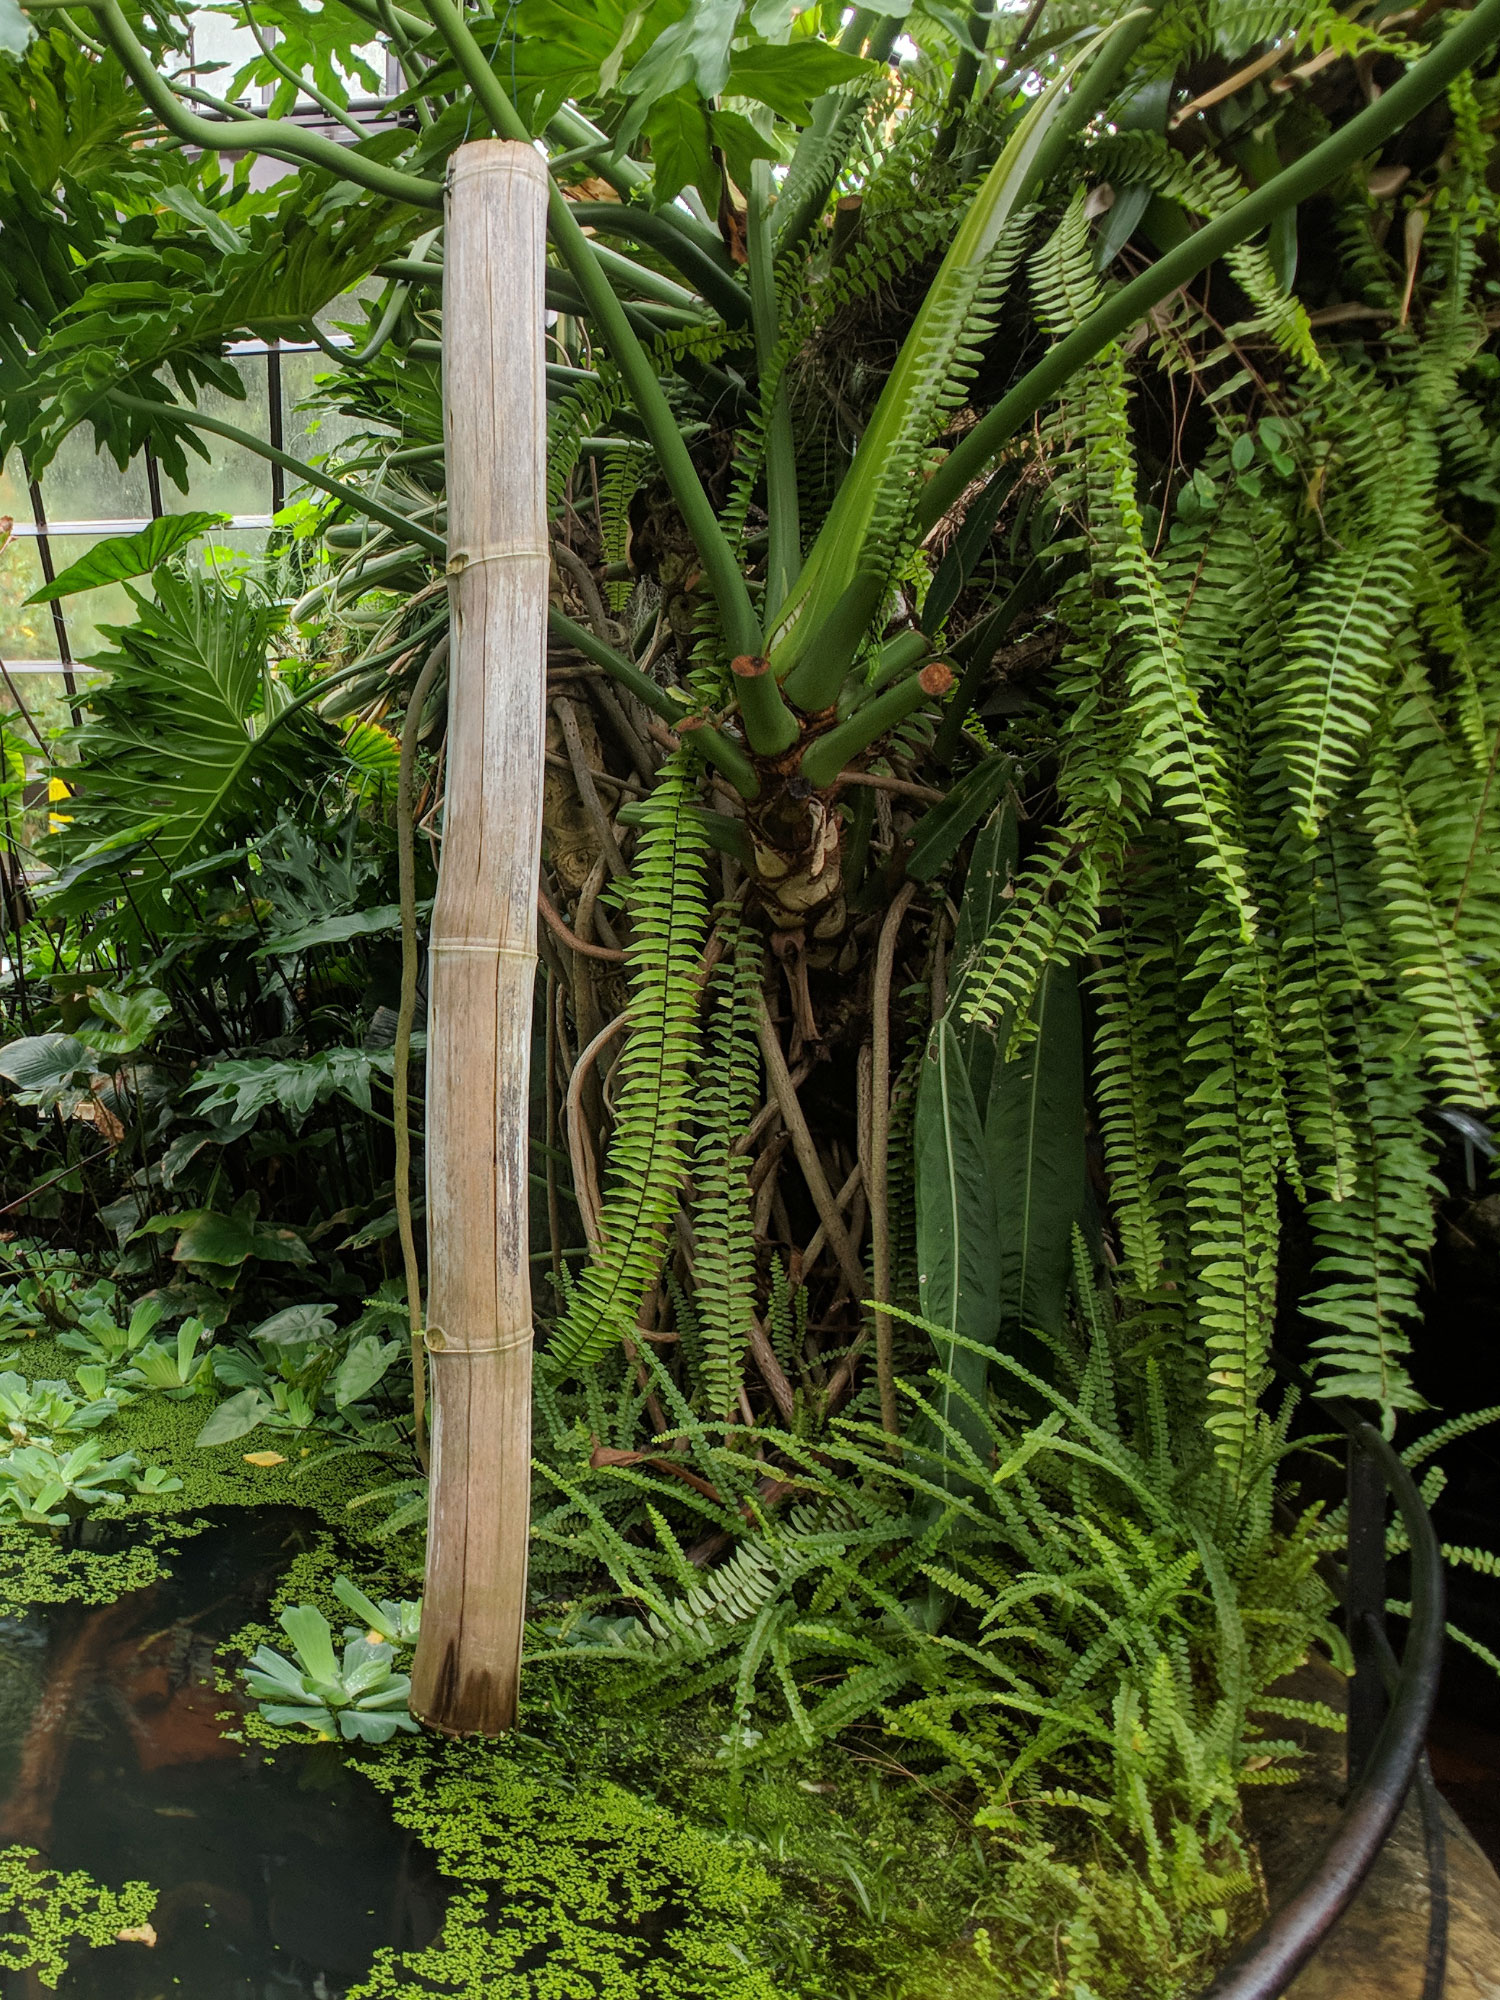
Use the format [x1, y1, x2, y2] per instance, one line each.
[0, 0, 1498, 1991]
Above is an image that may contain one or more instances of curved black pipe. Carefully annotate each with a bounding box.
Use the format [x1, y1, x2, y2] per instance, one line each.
[1201, 1394, 1446, 1999]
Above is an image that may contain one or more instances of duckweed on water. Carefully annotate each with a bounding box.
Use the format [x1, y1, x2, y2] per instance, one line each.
[0, 1846, 156, 1990]
[347, 1741, 784, 2000]
[0, 1532, 165, 1619]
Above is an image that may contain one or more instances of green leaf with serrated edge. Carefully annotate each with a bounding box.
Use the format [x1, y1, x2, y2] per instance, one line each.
[26, 515, 229, 603]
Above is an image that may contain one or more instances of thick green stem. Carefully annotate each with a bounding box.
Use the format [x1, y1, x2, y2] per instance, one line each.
[545, 105, 650, 198]
[243, 3, 368, 138]
[800, 662, 955, 788]
[314, 227, 436, 368]
[773, 9, 908, 256]
[91, 0, 442, 209]
[730, 653, 799, 758]
[919, 0, 1500, 530]
[945, 1, 998, 117]
[587, 241, 702, 313]
[414, 0, 763, 659]
[569, 204, 748, 325]
[780, 571, 886, 712]
[748, 158, 800, 613]
[836, 629, 931, 719]
[1023, 3, 1165, 192]
[107, 394, 448, 553]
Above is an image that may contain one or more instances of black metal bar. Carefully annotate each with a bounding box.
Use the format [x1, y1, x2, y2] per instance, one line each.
[1201, 1400, 1445, 2000]
[1346, 1440, 1390, 1782]
[26, 477, 80, 728]
[266, 347, 285, 517]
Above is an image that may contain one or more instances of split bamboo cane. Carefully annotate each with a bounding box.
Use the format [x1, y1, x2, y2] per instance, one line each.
[408, 140, 548, 1736]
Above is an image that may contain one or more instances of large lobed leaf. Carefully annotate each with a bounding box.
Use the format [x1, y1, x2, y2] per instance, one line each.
[40, 570, 328, 926]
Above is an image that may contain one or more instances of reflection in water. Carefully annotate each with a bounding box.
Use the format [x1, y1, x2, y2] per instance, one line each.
[0, 1511, 444, 1997]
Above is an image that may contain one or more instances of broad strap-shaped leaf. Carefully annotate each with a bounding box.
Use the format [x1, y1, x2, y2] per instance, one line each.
[950, 801, 1020, 1108]
[26, 513, 228, 602]
[770, 32, 1108, 684]
[280, 1603, 341, 1686]
[906, 758, 1015, 886]
[982, 960, 1087, 1351]
[915, 1018, 1003, 1466]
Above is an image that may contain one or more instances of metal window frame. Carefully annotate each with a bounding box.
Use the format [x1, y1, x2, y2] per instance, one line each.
[5, 332, 357, 687]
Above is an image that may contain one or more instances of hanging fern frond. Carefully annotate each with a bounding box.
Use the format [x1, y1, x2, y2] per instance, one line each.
[687, 921, 763, 1421]
[548, 757, 712, 1374]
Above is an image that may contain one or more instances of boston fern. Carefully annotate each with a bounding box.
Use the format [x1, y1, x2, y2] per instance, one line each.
[531, 1253, 1337, 1959]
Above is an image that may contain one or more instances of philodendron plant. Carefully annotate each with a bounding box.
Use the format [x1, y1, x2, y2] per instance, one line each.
[244, 1603, 419, 1744]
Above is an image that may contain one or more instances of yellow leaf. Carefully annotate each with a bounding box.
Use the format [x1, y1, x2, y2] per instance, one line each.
[242, 1450, 287, 1467]
[115, 1925, 157, 1947]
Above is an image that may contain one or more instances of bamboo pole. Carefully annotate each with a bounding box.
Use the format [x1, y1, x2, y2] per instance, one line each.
[408, 141, 548, 1737]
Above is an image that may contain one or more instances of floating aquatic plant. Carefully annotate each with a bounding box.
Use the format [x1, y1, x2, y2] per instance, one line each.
[244, 1603, 418, 1743]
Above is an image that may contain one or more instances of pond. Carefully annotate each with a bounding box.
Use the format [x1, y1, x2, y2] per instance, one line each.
[0, 1511, 445, 1998]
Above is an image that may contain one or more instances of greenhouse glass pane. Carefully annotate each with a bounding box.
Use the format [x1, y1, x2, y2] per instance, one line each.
[0, 670, 89, 748]
[188, 9, 260, 91]
[314, 279, 387, 336]
[32, 428, 151, 525]
[36, 532, 138, 662]
[177, 359, 273, 518]
[279, 350, 373, 467]
[198, 526, 271, 579]
[0, 538, 56, 661]
[0, 455, 31, 525]
[0, 670, 95, 855]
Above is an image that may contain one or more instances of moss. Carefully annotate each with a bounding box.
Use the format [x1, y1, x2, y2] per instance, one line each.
[0, 1846, 156, 1990]
[347, 1736, 787, 2000]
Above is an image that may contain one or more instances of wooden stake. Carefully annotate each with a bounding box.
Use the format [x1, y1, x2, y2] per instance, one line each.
[408, 140, 548, 1737]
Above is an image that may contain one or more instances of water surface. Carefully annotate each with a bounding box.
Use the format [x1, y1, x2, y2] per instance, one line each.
[0, 1510, 444, 1998]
